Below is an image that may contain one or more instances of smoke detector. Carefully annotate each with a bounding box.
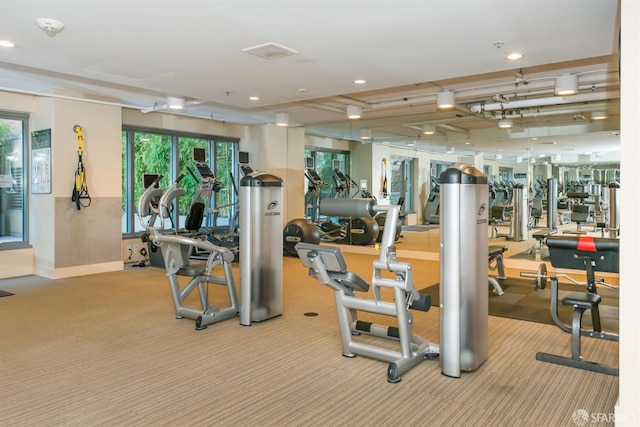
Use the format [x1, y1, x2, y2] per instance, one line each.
[36, 18, 65, 37]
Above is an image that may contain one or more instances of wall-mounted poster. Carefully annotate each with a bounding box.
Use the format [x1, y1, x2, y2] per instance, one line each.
[31, 129, 51, 194]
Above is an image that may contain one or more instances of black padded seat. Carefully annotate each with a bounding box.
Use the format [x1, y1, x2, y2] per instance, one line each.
[533, 228, 557, 240]
[563, 292, 601, 309]
[488, 246, 507, 257]
[326, 271, 370, 293]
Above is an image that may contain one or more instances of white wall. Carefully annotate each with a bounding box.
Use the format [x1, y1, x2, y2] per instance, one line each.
[615, 0, 640, 423]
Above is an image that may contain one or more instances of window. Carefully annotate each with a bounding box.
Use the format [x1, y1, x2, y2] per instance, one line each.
[389, 156, 415, 212]
[0, 112, 28, 247]
[121, 127, 239, 234]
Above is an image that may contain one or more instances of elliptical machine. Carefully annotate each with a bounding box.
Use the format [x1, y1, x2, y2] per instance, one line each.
[283, 158, 379, 256]
[423, 175, 440, 224]
[185, 147, 240, 260]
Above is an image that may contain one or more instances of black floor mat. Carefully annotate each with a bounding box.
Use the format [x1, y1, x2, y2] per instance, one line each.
[419, 277, 618, 333]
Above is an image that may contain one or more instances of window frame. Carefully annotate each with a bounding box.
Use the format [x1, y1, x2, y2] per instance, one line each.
[121, 126, 239, 236]
[0, 110, 29, 250]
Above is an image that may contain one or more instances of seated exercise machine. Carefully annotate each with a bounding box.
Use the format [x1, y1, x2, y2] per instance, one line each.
[521, 235, 619, 375]
[138, 174, 239, 330]
[489, 205, 511, 238]
[295, 198, 439, 383]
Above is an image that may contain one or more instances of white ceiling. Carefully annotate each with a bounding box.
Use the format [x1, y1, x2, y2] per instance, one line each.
[0, 0, 621, 166]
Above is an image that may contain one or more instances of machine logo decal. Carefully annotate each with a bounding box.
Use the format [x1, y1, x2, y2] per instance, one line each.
[265, 200, 281, 216]
[478, 203, 486, 217]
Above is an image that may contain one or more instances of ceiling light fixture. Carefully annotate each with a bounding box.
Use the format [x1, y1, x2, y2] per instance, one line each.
[346, 105, 362, 119]
[498, 119, 513, 129]
[0, 40, 15, 48]
[445, 146, 455, 154]
[591, 111, 608, 120]
[360, 129, 371, 140]
[167, 96, 186, 110]
[407, 140, 416, 147]
[36, 18, 65, 37]
[555, 73, 578, 96]
[496, 154, 502, 160]
[437, 90, 456, 109]
[354, 79, 366, 84]
[516, 156, 523, 163]
[506, 52, 524, 61]
[249, 96, 260, 101]
[275, 112, 289, 127]
[422, 124, 436, 135]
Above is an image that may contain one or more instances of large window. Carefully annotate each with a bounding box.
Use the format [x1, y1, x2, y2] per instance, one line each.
[0, 112, 28, 247]
[121, 127, 239, 234]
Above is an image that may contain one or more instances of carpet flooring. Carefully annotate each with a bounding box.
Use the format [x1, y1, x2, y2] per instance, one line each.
[420, 277, 619, 333]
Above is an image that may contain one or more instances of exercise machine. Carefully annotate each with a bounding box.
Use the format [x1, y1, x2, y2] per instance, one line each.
[137, 174, 240, 330]
[520, 235, 619, 376]
[295, 198, 439, 383]
[283, 157, 378, 255]
[422, 175, 440, 224]
[187, 148, 240, 259]
[332, 159, 359, 198]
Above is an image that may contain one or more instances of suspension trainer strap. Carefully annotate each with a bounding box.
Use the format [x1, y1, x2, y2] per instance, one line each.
[71, 125, 91, 210]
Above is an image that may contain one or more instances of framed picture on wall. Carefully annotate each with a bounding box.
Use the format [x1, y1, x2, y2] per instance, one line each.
[31, 128, 52, 194]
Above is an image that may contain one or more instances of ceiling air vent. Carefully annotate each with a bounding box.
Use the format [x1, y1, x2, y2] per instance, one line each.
[242, 42, 298, 60]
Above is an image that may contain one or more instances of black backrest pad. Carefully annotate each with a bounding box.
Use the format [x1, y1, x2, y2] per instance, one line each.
[184, 202, 205, 231]
[546, 235, 619, 273]
[295, 242, 348, 273]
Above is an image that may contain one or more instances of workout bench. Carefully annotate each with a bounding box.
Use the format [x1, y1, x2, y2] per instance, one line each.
[488, 245, 508, 295]
[528, 228, 557, 261]
[522, 235, 619, 376]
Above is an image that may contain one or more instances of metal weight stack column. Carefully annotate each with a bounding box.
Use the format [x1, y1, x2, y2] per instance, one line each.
[547, 178, 558, 231]
[439, 163, 489, 378]
[509, 183, 527, 241]
[239, 171, 284, 325]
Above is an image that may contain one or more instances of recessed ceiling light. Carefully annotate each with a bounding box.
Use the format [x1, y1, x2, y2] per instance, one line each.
[249, 96, 260, 101]
[354, 79, 366, 84]
[0, 40, 15, 48]
[506, 52, 523, 61]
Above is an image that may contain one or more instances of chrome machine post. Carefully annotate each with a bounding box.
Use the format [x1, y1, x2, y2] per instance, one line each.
[439, 163, 489, 378]
[239, 171, 284, 325]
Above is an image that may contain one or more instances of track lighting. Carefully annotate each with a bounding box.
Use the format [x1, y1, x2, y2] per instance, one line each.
[498, 119, 513, 129]
[167, 96, 186, 110]
[555, 73, 578, 96]
[437, 90, 456, 109]
[422, 124, 436, 135]
[360, 129, 371, 140]
[346, 105, 362, 119]
[275, 112, 289, 127]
